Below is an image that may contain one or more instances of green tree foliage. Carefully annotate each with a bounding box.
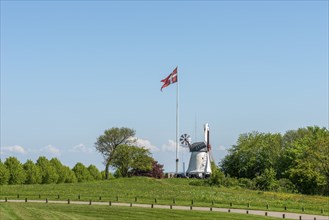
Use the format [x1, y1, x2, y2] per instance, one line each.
[147, 160, 164, 179]
[64, 166, 77, 183]
[221, 126, 329, 195]
[36, 156, 59, 184]
[72, 162, 93, 182]
[283, 126, 329, 195]
[23, 160, 41, 184]
[133, 160, 165, 179]
[95, 127, 136, 179]
[4, 157, 26, 184]
[110, 145, 153, 177]
[221, 132, 282, 179]
[0, 160, 10, 185]
[50, 158, 68, 183]
[88, 165, 102, 180]
[255, 168, 278, 191]
[206, 161, 225, 186]
[101, 170, 113, 179]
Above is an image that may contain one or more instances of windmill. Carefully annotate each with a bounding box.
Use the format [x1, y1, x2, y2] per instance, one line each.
[180, 123, 212, 178]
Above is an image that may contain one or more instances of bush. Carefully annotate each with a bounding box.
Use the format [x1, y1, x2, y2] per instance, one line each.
[222, 176, 239, 188]
[206, 162, 225, 186]
[132, 160, 164, 179]
[277, 178, 297, 193]
[238, 178, 255, 190]
[255, 168, 278, 191]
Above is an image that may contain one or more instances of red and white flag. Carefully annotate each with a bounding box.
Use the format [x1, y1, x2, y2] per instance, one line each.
[160, 67, 178, 91]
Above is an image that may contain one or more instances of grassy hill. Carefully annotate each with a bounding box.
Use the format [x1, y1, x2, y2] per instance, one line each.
[0, 177, 328, 215]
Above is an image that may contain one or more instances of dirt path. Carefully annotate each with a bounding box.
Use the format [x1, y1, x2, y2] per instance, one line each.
[1, 199, 328, 220]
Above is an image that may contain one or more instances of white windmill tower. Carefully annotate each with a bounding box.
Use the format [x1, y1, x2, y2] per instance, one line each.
[180, 123, 212, 178]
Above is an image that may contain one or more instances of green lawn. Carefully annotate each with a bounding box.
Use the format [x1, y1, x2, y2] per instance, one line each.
[0, 202, 279, 220]
[0, 177, 328, 215]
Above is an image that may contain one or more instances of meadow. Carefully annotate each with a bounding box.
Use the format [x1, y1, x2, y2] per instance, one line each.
[0, 177, 328, 216]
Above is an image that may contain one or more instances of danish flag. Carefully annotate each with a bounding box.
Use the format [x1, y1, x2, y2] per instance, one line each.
[160, 67, 178, 91]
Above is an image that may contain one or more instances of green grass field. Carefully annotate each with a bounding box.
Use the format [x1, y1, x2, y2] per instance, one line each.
[0, 202, 279, 220]
[0, 177, 328, 216]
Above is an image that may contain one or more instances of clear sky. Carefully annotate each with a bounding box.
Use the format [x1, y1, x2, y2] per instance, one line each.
[1, 1, 328, 172]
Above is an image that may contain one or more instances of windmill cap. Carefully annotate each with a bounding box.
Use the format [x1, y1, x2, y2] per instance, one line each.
[190, 142, 207, 152]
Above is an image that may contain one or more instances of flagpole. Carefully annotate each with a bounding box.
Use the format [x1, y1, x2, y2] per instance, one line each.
[176, 66, 179, 174]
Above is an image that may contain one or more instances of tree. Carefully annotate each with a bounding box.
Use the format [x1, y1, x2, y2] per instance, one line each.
[133, 160, 165, 179]
[148, 160, 164, 179]
[220, 126, 329, 195]
[283, 126, 329, 195]
[95, 127, 135, 179]
[255, 168, 278, 191]
[221, 132, 282, 179]
[63, 166, 77, 183]
[88, 165, 102, 180]
[50, 158, 67, 183]
[4, 157, 26, 184]
[0, 160, 9, 185]
[110, 145, 153, 177]
[72, 162, 93, 182]
[36, 156, 59, 184]
[23, 160, 41, 184]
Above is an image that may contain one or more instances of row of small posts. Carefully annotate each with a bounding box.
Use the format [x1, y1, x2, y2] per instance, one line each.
[3, 197, 325, 219]
[10, 194, 326, 214]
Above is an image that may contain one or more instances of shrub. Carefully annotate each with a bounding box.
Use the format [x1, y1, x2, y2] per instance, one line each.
[206, 162, 225, 186]
[277, 178, 297, 193]
[255, 168, 278, 191]
[222, 176, 239, 188]
[238, 178, 255, 190]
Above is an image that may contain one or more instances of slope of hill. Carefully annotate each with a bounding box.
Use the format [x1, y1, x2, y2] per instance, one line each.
[0, 177, 327, 215]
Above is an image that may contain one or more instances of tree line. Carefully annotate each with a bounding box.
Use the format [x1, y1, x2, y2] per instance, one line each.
[0, 154, 164, 185]
[2, 125, 327, 196]
[0, 127, 165, 185]
[0, 130, 165, 185]
[214, 126, 329, 195]
[0, 156, 102, 185]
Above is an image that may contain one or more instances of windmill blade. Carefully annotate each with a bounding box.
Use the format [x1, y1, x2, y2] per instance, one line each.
[180, 134, 191, 146]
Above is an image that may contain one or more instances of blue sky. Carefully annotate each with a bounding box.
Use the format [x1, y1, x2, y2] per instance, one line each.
[1, 1, 328, 172]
